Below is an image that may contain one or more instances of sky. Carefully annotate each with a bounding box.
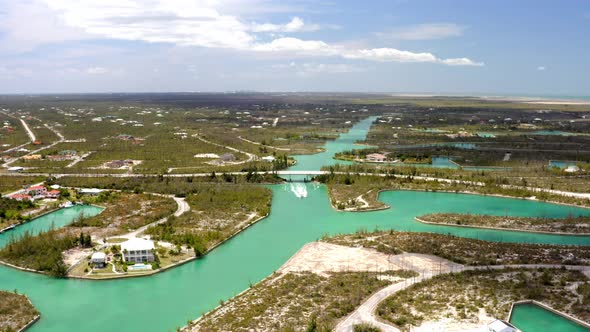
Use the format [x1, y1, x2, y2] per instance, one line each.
[0, 0, 589, 95]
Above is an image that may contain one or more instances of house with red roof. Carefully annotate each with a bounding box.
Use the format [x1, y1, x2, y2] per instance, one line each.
[10, 193, 32, 201]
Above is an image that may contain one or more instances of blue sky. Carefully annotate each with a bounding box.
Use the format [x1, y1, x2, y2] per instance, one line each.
[0, 0, 588, 95]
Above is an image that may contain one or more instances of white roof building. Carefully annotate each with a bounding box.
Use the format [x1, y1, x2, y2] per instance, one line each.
[121, 238, 155, 252]
[91, 252, 106, 261]
[7, 166, 24, 172]
[79, 188, 104, 195]
[261, 156, 276, 162]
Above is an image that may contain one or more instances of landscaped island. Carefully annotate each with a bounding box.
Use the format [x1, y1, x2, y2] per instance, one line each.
[0, 291, 40, 332]
[417, 213, 590, 234]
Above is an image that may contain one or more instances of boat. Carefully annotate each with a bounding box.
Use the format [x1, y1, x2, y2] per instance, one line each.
[60, 201, 74, 208]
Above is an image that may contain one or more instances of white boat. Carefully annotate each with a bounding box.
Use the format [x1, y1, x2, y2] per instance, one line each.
[60, 201, 74, 208]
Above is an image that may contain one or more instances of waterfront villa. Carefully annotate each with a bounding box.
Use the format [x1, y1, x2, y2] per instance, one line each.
[27, 185, 47, 199]
[121, 238, 155, 263]
[10, 193, 32, 201]
[90, 252, 107, 268]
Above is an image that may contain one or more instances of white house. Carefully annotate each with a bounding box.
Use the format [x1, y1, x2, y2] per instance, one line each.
[261, 156, 275, 162]
[90, 252, 107, 268]
[121, 238, 155, 263]
[488, 320, 519, 332]
[78, 188, 104, 195]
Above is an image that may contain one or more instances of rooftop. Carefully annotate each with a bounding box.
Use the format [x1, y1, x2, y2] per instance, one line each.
[121, 238, 155, 252]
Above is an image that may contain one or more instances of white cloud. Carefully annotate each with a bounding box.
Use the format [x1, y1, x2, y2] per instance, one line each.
[86, 66, 108, 74]
[537, 66, 546, 71]
[251, 17, 320, 33]
[378, 23, 465, 40]
[342, 49, 483, 66]
[2, 0, 481, 67]
[441, 58, 484, 66]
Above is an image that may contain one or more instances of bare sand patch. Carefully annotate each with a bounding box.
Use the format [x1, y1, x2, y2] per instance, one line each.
[63, 247, 93, 267]
[279, 242, 400, 276]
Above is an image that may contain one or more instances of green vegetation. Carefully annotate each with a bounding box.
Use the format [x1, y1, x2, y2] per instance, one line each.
[190, 271, 413, 332]
[53, 174, 282, 196]
[418, 213, 590, 234]
[377, 268, 590, 331]
[0, 228, 93, 277]
[0, 197, 34, 229]
[0, 290, 39, 332]
[69, 192, 177, 236]
[324, 230, 590, 266]
[0, 176, 45, 194]
[145, 184, 271, 256]
[353, 323, 382, 332]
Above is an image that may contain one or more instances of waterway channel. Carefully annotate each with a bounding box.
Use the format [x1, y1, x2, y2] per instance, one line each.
[0, 116, 589, 331]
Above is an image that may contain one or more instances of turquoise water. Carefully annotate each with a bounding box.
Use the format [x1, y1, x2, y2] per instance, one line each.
[549, 160, 578, 169]
[290, 116, 377, 172]
[1, 117, 589, 332]
[532, 130, 575, 136]
[510, 303, 590, 332]
[0, 205, 104, 248]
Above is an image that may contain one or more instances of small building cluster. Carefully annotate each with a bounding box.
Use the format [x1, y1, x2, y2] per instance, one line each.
[366, 153, 387, 163]
[10, 184, 60, 201]
[105, 159, 135, 169]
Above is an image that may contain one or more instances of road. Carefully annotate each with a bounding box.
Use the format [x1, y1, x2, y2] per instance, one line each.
[20, 119, 36, 142]
[193, 134, 258, 163]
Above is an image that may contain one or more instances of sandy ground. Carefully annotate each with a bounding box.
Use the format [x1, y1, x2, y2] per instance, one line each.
[63, 247, 93, 267]
[279, 242, 464, 277]
[278, 242, 399, 276]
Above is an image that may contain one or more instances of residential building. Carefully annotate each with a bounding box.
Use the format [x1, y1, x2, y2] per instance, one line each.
[27, 185, 47, 198]
[23, 154, 42, 161]
[366, 153, 387, 162]
[78, 188, 104, 195]
[10, 194, 32, 201]
[90, 252, 107, 268]
[46, 190, 61, 199]
[121, 238, 155, 263]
